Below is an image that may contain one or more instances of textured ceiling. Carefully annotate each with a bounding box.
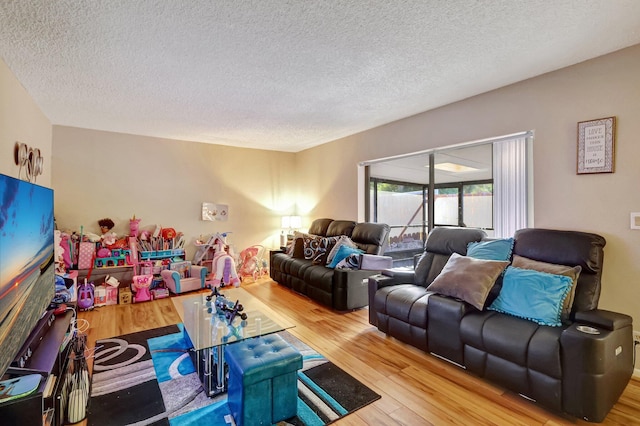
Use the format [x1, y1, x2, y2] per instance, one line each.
[1, 1, 639, 152]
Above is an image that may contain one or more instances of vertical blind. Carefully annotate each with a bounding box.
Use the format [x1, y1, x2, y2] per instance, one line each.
[492, 136, 529, 238]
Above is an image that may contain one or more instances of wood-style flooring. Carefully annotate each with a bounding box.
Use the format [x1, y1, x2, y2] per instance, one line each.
[77, 279, 640, 425]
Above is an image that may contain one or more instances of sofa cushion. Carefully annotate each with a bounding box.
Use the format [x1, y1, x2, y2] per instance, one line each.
[351, 222, 391, 254]
[302, 235, 338, 264]
[425, 227, 487, 256]
[373, 284, 433, 351]
[308, 218, 333, 236]
[288, 231, 309, 258]
[426, 253, 509, 310]
[326, 220, 356, 237]
[512, 255, 581, 323]
[334, 253, 360, 269]
[488, 266, 573, 327]
[512, 228, 605, 313]
[467, 238, 514, 261]
[460, 310, 564, 386]
[414, 227, 487, 287]
[326, 235, 358, 265]
[328, 245, 363, 269]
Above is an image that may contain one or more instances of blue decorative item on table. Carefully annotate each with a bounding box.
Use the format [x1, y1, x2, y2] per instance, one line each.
[205, 287, 248, 323]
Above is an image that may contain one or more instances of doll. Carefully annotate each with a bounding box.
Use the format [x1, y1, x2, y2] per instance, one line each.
[98, 218, 117, 246]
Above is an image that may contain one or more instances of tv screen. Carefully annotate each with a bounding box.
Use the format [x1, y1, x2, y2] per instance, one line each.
[0, 173, 55, 378]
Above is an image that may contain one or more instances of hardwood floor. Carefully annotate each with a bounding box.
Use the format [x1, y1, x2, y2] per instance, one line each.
[78, 279, 640, 425]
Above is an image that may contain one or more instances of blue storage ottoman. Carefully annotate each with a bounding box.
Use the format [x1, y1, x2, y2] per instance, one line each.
[225, 333, 302, 426]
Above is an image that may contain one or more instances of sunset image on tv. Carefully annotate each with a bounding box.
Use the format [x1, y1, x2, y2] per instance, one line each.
[0, 175, 54, 335]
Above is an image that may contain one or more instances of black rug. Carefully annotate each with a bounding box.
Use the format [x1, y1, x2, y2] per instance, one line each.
[88, 324, 380, 425]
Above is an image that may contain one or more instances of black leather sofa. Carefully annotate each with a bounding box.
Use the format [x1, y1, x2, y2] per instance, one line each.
[369, 227, 634, 422]
[270, 218, 390, 310]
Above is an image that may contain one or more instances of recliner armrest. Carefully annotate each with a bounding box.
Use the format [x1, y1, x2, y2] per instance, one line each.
[574, 309, 633, 331]
[381, 268, 415, 281]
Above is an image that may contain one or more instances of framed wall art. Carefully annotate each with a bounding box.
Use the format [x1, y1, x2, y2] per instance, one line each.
[577, 116, 616, 174]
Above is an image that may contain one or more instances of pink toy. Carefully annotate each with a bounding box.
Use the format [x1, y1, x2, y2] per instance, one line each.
[209, 235, 240, 288]
[132, 274, 153, 303]
[129, 216, 141, 237]
[56, 230, 73, 270]
[97, 246, 111, 258]
[238, 245, 264, 282]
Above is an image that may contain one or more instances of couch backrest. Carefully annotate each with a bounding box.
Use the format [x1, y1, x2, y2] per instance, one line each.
[327, 220, 357, 237]
[352, 222, 390, 255]
[513, 228, 606, 313]
[414, 227, 487, 287]
[308, 218, 334, 236]
[306, 218, 390, 255]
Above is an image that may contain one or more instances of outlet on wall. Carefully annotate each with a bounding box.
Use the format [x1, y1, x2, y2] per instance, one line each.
[634, 330, 640, 345]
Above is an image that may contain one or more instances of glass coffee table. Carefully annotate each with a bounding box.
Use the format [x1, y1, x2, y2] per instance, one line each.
[173, 287, 294, 397]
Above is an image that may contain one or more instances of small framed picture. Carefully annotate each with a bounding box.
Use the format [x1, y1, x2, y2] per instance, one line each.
[577, 116, 616, 174]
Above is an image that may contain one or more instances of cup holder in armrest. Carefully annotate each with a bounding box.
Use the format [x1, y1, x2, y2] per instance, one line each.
[576, 325, 601, 335]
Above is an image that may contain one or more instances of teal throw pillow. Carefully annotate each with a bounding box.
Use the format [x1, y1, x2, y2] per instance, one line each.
[467, 238, 514, 261]
[488, 266, 573, 327]
[327, 245, 363, 269]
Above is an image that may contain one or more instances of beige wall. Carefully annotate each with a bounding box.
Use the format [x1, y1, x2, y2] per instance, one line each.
[3, 41, 639, 333]
[298, 44, 640, 325]
[0, 59, 52, 185]
[52, 127, 296, 258]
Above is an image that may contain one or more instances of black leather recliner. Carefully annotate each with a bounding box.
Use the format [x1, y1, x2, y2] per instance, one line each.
[271, 218, 390, 310]
[369, 227, 633, 422]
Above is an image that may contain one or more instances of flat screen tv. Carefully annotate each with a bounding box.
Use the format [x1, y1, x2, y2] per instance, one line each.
[0, 173, 55, 378]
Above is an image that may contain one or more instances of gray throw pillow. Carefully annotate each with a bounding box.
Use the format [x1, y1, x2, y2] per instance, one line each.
[427, 253, 510, 310]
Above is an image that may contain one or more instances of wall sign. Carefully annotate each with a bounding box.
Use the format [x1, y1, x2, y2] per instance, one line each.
[577, 117, 616, 174]
[202, 203, 229, 221]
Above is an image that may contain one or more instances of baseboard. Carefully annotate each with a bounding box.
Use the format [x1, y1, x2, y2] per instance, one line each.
[634, 368, 640, 379]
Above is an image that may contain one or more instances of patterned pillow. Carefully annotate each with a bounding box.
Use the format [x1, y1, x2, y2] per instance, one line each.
[326, 236, 358, 265]
[303, 236, 338, 264]
[328, 245, 363, 269]
[334, 253, 361, 269]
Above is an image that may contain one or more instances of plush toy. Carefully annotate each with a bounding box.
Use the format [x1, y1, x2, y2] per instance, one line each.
[129, 215, 141, 237]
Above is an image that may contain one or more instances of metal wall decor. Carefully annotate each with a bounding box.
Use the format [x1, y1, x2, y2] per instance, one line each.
[14, 142, 44, 182]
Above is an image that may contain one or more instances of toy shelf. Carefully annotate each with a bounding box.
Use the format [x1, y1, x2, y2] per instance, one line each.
[139, 249, 185, 261]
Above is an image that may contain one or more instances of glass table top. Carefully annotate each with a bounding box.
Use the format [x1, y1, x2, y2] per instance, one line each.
[174, 287, 294, 351]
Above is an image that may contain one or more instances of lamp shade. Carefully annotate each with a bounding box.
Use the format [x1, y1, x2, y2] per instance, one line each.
[289, 216, 302, 229]
[281, 216, 291, 229]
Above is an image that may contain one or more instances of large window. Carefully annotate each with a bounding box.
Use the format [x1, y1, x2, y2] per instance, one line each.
[434, 181, 493, 228]
[370, 179, 426, 264]
[364, 135, 529, 267]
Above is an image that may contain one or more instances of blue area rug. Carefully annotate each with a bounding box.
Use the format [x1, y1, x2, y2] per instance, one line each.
[88, 324, 379, 425]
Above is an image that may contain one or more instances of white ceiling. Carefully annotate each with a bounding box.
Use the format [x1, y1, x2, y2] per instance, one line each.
[1, 1, 639, 153]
